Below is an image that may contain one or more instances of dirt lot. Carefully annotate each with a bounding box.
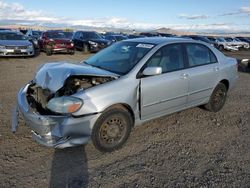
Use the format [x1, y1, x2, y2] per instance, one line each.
[0, 50, 250, 188]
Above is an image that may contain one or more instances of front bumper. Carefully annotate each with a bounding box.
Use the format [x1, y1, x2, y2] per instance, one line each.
[12, 84, 100, 148]
[0, 48, 34, 56]
[89, 44, 107, 52]
[52, 46, 74, 52]
[224, 45, 239, 51]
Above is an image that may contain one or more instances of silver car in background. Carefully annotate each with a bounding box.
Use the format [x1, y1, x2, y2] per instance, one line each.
[12, 37, 238, 152]
[0, 30, 34, 57]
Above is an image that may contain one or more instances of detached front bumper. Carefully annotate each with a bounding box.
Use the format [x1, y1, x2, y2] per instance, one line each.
[12, 84, 100, 148]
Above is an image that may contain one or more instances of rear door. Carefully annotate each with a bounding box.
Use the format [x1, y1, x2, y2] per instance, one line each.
[140, 43, 189, 120]
[184, 43, 219, 107]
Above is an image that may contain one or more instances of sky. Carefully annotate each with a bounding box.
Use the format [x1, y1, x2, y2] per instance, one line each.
[0, 0, 250, 32]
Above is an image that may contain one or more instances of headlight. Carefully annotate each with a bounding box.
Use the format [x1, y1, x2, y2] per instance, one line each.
[47, 96, 83, 114]
[28, 44, 33, 49]
[70, 43, 74, 47]
[0, 45, 5, 49]
[33, 40, 38, 45]
[89, 41, 98, 46]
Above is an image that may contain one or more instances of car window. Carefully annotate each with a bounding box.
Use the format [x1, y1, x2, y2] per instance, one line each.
[186, 44, 217, 67]
[145, 44, 184, 73]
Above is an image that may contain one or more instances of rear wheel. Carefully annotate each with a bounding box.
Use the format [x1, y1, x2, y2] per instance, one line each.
[205, 83, 227, 112]
[91, 108, 133, 152]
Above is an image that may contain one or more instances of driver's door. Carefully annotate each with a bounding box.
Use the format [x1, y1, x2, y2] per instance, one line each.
[140, 44, 189, 120]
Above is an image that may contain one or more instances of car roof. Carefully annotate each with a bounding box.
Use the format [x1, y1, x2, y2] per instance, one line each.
[125, 37, 193, 45]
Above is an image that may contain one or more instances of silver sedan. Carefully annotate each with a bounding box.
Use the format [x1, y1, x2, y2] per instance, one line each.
[0, 31, 34, 57]
[12, 37, 238, 152]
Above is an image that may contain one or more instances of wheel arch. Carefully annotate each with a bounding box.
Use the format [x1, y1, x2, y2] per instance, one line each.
[102, 103, 135, 126]
[219, 79, 229, 91]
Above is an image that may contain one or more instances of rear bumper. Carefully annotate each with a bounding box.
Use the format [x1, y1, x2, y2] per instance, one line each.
[12, 84, 100, 148]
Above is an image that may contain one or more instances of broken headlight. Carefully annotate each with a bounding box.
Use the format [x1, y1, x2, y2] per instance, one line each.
[47, 96, 83, 114]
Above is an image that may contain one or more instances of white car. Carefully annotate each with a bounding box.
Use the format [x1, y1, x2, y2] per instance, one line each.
[224, 37, 249, 50]
[214, 37, 239, 51]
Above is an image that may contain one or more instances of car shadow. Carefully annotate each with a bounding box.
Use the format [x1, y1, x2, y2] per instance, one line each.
[49, 146, 89, 188]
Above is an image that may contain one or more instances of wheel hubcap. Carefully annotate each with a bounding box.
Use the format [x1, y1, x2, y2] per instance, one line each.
[213, 89, 225, 107]
[99, 116, 126, 147]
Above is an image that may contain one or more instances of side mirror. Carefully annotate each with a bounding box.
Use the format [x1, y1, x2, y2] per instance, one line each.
[142, 67, 162, 76]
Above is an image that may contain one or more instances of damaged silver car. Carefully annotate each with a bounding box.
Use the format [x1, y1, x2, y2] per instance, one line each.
[12, 37, 238, 152]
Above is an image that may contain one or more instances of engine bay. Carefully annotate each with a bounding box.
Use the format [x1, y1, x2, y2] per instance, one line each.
[26, 76, 115, 115]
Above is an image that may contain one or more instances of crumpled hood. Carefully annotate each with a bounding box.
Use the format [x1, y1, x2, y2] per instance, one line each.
[0, 40, 32, 46]
[34, 62, 119, 93]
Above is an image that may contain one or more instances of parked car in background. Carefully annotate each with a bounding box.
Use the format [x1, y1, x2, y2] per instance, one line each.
[105, 34, 128, 43]
[38, 30, 75, 56]
[13, 37, 238, 152]
[224, 37, 249, 50]
[187, 35, 215, 47]
[72, 31, 111, 53]
[127, 34, 146, 39]
[236, 37, 250, 45]
[0, 30, 34, 57]
[19, 29, 28, 35]
[25, 30, 42, 49]
[213, 37, 239, 51]
[0, 28, 11, 31]
[63, 31, 74, 40]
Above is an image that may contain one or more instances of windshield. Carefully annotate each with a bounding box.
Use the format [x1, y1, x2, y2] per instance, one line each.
[86, 32, 102, 39]
[47, 32, 66, 39]
[84, 41, 155, 75]
[224, 38, 233, 42]
[0, 33, 27, 40]
[115, 35, 127, 41]
[33, 31, 42, 37]
[217, 38, 226, 42]
[63, 32, 73, 39]
[208, 37, 216, 42]
[234, 38, 241, 42]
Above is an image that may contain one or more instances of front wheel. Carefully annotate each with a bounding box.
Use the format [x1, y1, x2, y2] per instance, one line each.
[204, 83, 227, 112]
[46, 46, 52, 56]
[82, 44, 89, 53]
[91, 108, 133, 152]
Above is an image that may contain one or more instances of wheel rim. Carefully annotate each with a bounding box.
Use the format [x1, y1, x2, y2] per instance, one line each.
[99, 115, 127, 148]
[213, 88, 226, 108]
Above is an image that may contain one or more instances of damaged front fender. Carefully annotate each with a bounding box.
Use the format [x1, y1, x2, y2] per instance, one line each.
[12, 84, 101, 148]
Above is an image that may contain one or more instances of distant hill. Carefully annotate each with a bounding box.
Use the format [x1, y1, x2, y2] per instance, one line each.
[152, 27, 195, 36]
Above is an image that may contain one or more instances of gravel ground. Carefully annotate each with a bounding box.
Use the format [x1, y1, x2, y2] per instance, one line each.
[0, 50, 249, 188]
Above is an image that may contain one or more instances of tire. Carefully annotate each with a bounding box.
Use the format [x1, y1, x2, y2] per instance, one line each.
[91, 108, 133, 152]
[205, 83, 227, 112]
[70, 50, 75, 55]
[46, 47, 52, 56]
[82, 44, 89, 53]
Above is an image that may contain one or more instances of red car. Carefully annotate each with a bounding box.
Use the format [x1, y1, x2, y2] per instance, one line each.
[39, 31, 75, 55]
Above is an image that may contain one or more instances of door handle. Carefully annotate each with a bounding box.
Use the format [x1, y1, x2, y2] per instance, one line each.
[214, 66, 219, 71]
[180, 73, 189, 79]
